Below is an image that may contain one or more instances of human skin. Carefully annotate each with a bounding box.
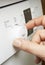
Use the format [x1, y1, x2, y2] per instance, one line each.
[13, 15, 45, 64]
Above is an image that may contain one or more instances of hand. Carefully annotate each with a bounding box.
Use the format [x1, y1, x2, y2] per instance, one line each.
[32, 30, 45, 64]
[13, 15, 45, 64]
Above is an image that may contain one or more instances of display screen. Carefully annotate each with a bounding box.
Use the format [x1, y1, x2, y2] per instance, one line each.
[23, 8, 33, 35]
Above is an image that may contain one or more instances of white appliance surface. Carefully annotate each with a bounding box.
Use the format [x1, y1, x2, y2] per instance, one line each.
[0, 0, 43, 65]
[0, 0, 22, 7]
[0, 1, 30, 64]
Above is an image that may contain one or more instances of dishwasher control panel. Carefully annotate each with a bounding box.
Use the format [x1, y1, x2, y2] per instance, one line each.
[0, 1, 30, 64]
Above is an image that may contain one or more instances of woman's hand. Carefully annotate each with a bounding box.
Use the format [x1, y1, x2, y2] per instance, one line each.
[13, 15, 45, 64]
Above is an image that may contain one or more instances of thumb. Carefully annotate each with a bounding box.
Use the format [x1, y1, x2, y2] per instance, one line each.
[13, 38, 35, 53]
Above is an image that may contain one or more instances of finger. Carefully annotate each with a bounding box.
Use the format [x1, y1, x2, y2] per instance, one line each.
[13, 38, 30, 52]
[32, 30, 45, 43]
[13, 38, 36, 53]
[35, 56, 41, 64]
[26, 15, 45, 30]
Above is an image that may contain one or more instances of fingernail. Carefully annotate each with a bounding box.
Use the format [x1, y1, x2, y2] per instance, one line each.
[13, 40, 21, 47]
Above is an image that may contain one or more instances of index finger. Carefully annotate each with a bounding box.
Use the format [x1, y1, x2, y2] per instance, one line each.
[26, 15, 45, 30]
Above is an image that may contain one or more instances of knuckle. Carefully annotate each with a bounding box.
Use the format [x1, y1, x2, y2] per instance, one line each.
[32, 30, 41, 43]
[43, 15, 45, 18]
[36, 30, 41, 34]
